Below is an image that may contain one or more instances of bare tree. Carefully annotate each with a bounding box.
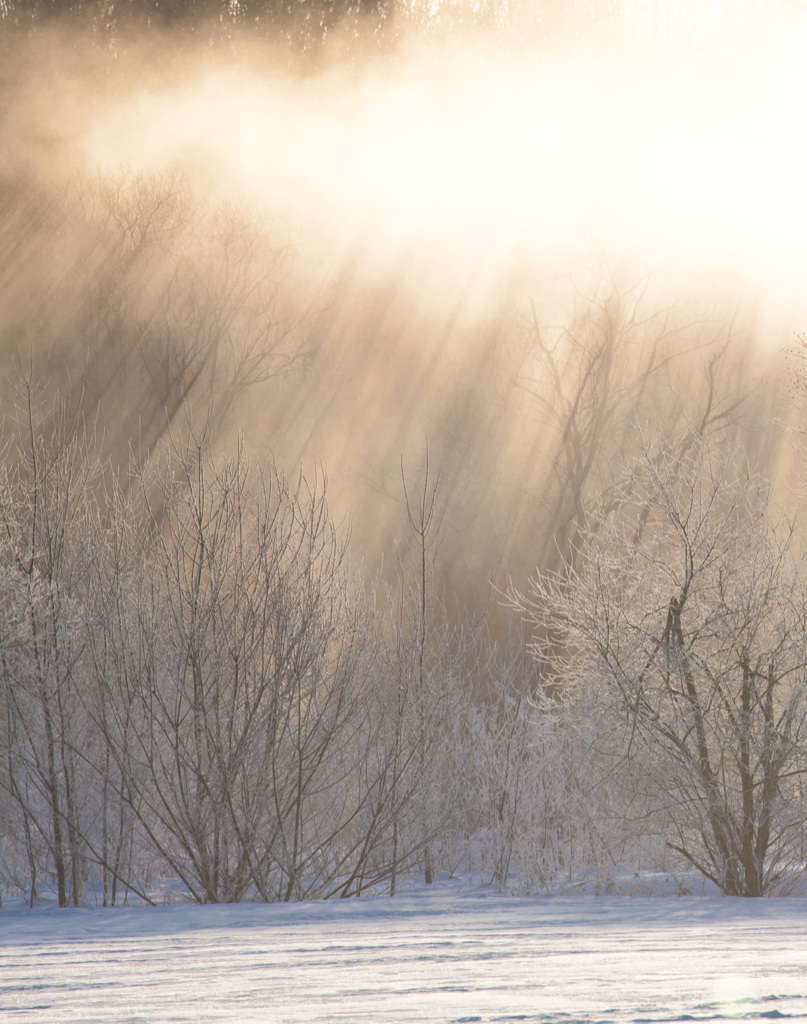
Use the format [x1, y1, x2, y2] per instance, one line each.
[0, 169, 307, 469]
[0, 374, 103, 907]
[386, 449, 476, 889]
[76, 170, 307, 457]
[95, 434, 395, 903]
[512, 274, 760, 578]
[515, 433, 807, 896]
[82, 470, 158, 906]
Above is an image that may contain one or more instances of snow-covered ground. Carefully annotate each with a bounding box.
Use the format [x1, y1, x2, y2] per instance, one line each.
[2, 879, 807, 1023]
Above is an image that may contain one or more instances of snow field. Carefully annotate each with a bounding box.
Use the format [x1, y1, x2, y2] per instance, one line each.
[2, 883, 807, 1023]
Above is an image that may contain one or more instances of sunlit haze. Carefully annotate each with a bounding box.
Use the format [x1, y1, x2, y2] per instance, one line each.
[54, 5, 807, 319]
[2, 0, 807, 594]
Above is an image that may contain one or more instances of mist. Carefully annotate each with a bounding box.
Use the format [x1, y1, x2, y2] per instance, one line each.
[2, 0, 806, 607]
[7, 0, 807, 910]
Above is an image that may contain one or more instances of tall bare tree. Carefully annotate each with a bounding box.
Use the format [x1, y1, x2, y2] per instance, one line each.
[515, 433, 807, 896]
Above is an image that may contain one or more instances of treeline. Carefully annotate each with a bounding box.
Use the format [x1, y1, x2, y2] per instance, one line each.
[0, 0, 770, 54]
[0, 0, 522, 50]
[0, 387, 629, 906]
[5, 387, 807, 905]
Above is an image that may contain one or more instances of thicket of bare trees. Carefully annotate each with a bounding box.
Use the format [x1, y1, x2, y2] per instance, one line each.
[0, 393, 478, 905]
[0, 170, 305, 466]
[1, 165, 805, 903]
[6, 393, 804, 903]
